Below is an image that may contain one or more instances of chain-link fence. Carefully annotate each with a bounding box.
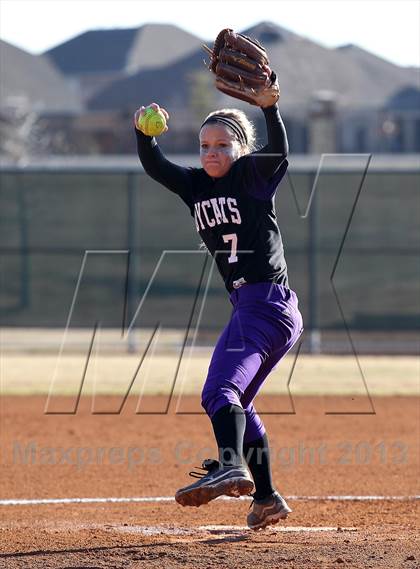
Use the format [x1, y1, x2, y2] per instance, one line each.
[1, 155, 419, 353]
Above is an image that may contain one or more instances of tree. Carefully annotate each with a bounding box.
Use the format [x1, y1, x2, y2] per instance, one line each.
[188, 70, 217, 126]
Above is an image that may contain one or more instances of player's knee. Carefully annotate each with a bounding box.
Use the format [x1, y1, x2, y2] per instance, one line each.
[201, 385, 242, 417]
[201, 386, 221, 416]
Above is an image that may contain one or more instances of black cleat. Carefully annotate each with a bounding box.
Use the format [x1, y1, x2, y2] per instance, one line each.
[175, 458, 254, 507]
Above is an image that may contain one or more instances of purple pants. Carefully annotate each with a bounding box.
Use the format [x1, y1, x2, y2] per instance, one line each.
[201, 282, 303, 443]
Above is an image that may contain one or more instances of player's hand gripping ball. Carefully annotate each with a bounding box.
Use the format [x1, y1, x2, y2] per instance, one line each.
[136, 105, 168, 137]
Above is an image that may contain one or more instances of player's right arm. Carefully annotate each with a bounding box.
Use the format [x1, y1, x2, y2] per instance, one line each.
[134, 103, 193, 205]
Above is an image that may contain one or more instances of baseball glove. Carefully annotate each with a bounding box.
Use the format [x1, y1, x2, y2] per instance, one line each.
[203, 28, 280, 108]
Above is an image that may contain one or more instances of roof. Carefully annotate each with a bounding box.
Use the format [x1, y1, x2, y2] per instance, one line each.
[383, 86, 420, 110]
[0, 40, 83, 113]
[87, 49, 208, 113]
[86, 21, 419, 113]
[45, 28, 139, 74]
[44, 24, 203, 76]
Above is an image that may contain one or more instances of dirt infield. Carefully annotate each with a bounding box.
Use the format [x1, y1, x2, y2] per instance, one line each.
[1, 395, 419, 568]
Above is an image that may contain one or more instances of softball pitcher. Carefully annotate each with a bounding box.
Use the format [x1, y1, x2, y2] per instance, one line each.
[134, 29, 303, 531]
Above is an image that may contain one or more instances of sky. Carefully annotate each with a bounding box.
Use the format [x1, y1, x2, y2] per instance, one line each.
[0, 0, 419, 68]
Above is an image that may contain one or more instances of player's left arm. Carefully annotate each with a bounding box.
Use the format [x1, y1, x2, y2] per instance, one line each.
[252, 102, 289, 180]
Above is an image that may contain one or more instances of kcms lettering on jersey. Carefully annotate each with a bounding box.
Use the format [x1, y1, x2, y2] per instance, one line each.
[194, 197, 242, 232]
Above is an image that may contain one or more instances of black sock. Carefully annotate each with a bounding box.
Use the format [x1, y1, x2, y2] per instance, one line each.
[243, 433, 275, 500]
[210, 404, 246, 467]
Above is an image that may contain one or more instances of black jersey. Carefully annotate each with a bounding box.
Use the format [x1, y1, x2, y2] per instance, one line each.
[136, 104, 290, 293]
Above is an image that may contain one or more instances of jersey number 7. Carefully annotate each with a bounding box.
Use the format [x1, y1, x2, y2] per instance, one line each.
[223, 233, 238, 264]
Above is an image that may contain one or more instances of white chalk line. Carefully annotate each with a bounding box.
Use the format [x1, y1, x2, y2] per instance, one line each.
[1, 495, 419, 506]
[0, 521, 359, 536]
[199, 525, 358, 533]
[111, 524, 359, 536]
